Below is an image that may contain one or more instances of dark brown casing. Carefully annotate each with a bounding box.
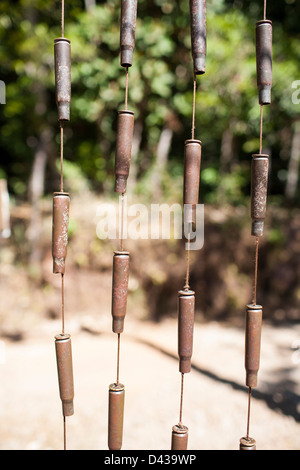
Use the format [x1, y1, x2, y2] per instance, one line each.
[54, 38, 71, 121]
[115, 110, 135, 194]
[108, 383, 125, 450]
[240, 437, 257, 450]
[171, 425, 189, 450]
[111, 251, 130, 334]
[184, 139, 201, 225]
[189, 0, 206, 74]
[251, 154, 269, 237]
[120, 0, 138, 67]
[256, 20, 272, 105]
[245, 304, 263, 388]
[52, 192, 70, 274]
[178, 290, 195, 374]
[55, 334, 74, 417]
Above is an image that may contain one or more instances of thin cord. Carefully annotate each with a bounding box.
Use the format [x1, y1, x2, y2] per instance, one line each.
[60, 123, 64, 192]
[120, 193, 125, 252]
[61, 0, 65, 37]
[259, 105, 264, 154]
[116, 333, 120, 385]
[61, 274, 65, 334]
[178, 373, 185, 427]
[263, 0, 267, 20]
[252, 237, 259, 306]
[246, 387, 252, 439]
[184, 230, 191, 291]
[125, 67, 129, 111]
[191, 73, 196, 140]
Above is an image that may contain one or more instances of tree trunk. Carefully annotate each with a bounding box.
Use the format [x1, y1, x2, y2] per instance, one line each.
[285, 121, 300, 201]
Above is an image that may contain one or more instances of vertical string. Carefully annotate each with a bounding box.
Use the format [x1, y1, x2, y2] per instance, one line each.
[263, 0, 267, 20]
[259, 104, 264, 154]
[178, 373, 185, 427]
[61, 0, 65, 37]
[120, 193, 125, 252]
[191, 73, 196, 140]
[60, 123, 64, 193]
[125, 67, 129, 111]
[246, 387, 252, 439]
[252, 237, 259, 306]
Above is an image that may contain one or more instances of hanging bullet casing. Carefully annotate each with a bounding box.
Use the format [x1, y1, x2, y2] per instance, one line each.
[251, 154, 269, 237]
[112, 251, 130, 334]
[189, 0, 207, 74]
[54, 38, 71, 121]
[115, 110, 135, 194]
[52, 192, 70, 274]
[171, 425, 189, 450]
[55, 334, 74, 417]
[245, 304, 263, 388]
[240, 437, 257, 451]
[184, 139, 201, 225]
[256, 20, 272, 105]
[108, 383, 125, 450]
[120, 0, 138, 67]
[178, 290, 195, 374]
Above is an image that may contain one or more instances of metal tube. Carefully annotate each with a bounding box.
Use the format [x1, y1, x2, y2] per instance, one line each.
[178, 290, 195, 374]
[189, 0, 206, 75]
[120, 0, 138, 68]
[55, 334, 74, 417]
[115, 110, 135, 194]
[171, 425, 189, 450]
[256, 20, 272, 105]
[251, 154, 269, 237]
[184, 139, 201, 225]
[245, 304, 263, 388]
[52, 192, 70, 274]
[240, 437, 256, 450]
[112, 251, 130, 334]
[108, 383, 125, 450]
[54, 38, 71, 121]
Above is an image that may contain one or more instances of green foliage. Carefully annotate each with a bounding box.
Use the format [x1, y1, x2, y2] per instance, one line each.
[0, 0, 299, 204]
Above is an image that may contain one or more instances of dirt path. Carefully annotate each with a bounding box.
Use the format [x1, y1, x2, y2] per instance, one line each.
[0, 314, 299, 450]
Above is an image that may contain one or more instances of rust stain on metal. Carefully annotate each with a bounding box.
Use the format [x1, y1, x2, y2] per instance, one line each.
[54, 37, 71, 121]
[171, 425, 189, 450]
[256, 20, 272, 105]
[178, 290, 195, 374]
[52, 192, 70, 274]
[190, 0, 206, 74]
[55, 333, 74, 417]
[120, 0, 138, 67]
[251, 154, 269, 237]
[108, 383, 125, 450]
[183, 139, 201, 225]
[112, 251, 130, 334]
[115, 110, 134, 194]
[245, 304, 263, 388]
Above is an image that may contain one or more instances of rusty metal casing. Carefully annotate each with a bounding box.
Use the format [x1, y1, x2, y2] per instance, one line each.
[256, 20, 272, 105]
[240, 437, 257, 451]
[178, 290, 195, 374]
[189, 0, 206, 74]
[54, 38, 71, 121]
[245, 304, 263, 388]
[115, 110, 135, 194]
[108, 383, 125, 450]
[120, 0, 138, 67]
[52, 192, 70, 274]
[55, 334, 74, 417]
[112, 251, 130, 334]
[171, 425, 189, 450]
[184, 139, 201, 225]
[251, 154, 269, 237]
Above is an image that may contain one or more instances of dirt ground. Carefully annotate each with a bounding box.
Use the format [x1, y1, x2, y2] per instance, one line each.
[0, 312, 299, 451]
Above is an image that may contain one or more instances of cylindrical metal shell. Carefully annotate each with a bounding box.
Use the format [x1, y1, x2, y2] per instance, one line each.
[52, 192, 70, 274]
[184, 139, 201, 225]
[245, 304, 263, 388]
[251, 154, 269, 237]
[178, 290, 195, 374]
[55, 334, 74, 417]
[115, 110, 135, 194]
[108, 383, 125, 450]
[54, 38, 71, 121]
[240, 437, 256, 451]
[171, 425, 189, 450]
[112, 251, 130, 334]
[120, 0, 138, 67]
[256, 20, 272, 105]
[190, 0, 207, 74]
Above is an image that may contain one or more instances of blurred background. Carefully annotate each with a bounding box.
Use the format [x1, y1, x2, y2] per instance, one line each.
[0, 0, 299, 451]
